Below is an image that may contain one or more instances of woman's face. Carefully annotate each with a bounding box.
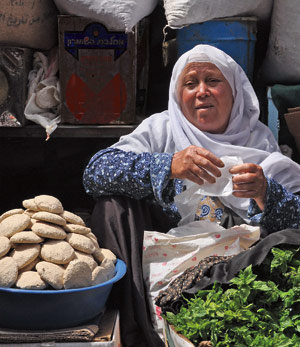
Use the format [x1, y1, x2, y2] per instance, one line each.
[177, 62, 234, 134]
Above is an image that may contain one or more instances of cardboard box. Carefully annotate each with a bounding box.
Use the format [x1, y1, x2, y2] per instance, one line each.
[56, 310, 121, 347]
[0, 309, 121, 347]
[58, 15, 138, 125]
[164, 320, 195, 347]
[0, 47, 33, 127]
[164, 320, 212, 347]
[284, 109, 300, 155]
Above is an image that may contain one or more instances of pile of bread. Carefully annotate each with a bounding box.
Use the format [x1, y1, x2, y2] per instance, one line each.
[0, 195, 117, 290]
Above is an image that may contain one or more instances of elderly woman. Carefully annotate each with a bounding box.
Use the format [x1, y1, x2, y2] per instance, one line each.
[83, 45, 300, 347]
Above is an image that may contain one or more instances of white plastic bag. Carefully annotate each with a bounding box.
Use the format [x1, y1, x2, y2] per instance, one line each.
[143, 221, 260, 340]
[174, 156, 243, 226]
[24, 50, 61, 139]
[163, 0, 273, 29]
[53, 0, 158, 32]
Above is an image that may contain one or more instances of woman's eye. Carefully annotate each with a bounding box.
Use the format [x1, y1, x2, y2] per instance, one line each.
[184, 80, 197, 87]
[208, 78, 220, 83]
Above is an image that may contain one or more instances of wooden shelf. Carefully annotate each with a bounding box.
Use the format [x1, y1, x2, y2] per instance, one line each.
[0, 124, 137, 138]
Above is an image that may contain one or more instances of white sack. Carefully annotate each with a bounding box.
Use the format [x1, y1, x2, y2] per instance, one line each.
[261, 0, 300, 85]
[163, 0, 273, 29]
[143, 222, 260, 340]
[53, 0, 158, 32]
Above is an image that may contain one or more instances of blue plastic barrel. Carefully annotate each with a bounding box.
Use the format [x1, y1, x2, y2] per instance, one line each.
[176, 17, 257, 81]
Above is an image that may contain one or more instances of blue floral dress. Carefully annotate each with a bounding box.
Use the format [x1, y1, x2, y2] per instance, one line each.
[83, 148, 300, 233]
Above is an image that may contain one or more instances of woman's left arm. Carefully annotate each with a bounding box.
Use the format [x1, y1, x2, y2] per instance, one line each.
[83, 148, 182, 208]
[248, 178, 300, 232]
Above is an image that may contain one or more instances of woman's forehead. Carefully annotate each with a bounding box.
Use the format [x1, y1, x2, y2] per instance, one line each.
[181, 62, 222, 76]
[176, 60, 233, 97]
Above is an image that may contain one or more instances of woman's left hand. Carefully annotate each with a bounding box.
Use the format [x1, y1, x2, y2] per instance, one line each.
[229, 163, 267, 211]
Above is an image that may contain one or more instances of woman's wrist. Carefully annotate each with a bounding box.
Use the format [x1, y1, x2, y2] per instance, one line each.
[253, 176, 267, 211]
[253, 196, 265, 211]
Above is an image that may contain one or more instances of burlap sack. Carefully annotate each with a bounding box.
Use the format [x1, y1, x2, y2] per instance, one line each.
[0, 0, 58, 50]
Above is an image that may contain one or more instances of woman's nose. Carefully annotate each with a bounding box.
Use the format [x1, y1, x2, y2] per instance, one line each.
[196, 82, 209, 97]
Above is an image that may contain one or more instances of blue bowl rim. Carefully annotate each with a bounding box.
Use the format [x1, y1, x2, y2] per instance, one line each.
[0, 258, 126, 294]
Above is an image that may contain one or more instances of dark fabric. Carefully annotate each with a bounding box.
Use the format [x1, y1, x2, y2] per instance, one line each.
[90, 196, 178, 347]
[219, 205, 248, 229]
[155, 255, 233, 313]
[156, 228, 300, 316]
[220, 205, 271, 237]
[182, 228, 300, 295]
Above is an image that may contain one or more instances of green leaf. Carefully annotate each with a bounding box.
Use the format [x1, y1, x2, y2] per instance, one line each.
[165, 245, 300, 346]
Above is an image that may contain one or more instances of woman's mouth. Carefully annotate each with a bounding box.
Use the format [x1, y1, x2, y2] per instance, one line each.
[195, 104, 213, 109]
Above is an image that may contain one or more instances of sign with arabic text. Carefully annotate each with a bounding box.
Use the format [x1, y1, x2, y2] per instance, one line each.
[64, 23, 128, 61]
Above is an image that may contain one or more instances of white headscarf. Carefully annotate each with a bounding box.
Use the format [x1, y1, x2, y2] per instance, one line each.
[169, 44, 277, 153]
[113, 44, 300, 214]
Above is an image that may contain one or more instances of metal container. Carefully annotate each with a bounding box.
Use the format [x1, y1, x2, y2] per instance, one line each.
[58, 15, 138, 125]
[176, 17, 257, 81]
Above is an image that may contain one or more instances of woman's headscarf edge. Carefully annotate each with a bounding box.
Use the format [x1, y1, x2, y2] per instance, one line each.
[169, 44, 260, 141]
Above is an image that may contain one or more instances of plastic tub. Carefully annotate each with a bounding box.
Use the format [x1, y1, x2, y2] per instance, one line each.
[0, 259, 126, 330]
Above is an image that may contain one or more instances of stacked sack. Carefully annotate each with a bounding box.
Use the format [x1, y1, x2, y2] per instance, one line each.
[0, 0, 58, 51]
[53, 0, 158, 32]
[261, 0, 300, 85]
[0, 195, 116, 290]
[163, 0, 273, 29]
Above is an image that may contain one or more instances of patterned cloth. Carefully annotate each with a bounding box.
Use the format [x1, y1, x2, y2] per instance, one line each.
[83, 148, 300, 232]
[155, 255, 234, 311]
[195, 196, 225, 223]
[249, 178, 300, 232]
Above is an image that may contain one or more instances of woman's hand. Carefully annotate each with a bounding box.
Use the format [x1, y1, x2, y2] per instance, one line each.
[229, 163, 267, 211]
[170, 145, 224, 185]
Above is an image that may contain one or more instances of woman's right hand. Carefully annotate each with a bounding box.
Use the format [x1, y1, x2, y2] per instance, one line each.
[170, 145, 224, 185]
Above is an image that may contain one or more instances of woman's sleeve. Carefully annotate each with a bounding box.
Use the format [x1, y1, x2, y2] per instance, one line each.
[83, 148, 182, 207]
[248, 178, 300, 232]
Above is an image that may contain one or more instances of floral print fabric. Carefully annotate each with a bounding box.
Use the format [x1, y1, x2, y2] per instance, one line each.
[83, 148, 300, 231]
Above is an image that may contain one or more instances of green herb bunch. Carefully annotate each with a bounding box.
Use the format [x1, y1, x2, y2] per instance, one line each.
[165, 246, 300, 346]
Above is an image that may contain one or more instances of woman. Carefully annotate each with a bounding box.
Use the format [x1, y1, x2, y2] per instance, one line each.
[83, 45, 300, 347]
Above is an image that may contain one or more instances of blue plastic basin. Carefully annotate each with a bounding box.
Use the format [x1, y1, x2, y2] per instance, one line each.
[0, 259, 126, 330]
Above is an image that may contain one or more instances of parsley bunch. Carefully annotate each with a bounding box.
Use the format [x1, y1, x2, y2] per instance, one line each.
[165, 246, 300, 346]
